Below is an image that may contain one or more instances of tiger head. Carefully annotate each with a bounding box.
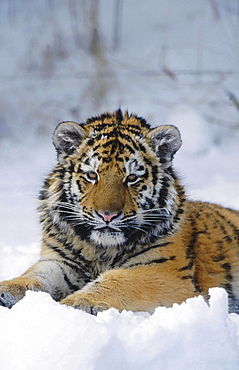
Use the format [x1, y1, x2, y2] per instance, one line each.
[44, 110, 183, 247]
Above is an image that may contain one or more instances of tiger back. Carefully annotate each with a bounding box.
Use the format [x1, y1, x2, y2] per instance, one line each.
[0, 109, 239, 314]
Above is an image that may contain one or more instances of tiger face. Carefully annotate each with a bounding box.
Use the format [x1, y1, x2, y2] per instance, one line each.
[45, 110, 183, 247]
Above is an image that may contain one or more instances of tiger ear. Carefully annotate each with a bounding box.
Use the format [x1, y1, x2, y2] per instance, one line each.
[148, 125, 182, 164]
[53, 121, 86, 156]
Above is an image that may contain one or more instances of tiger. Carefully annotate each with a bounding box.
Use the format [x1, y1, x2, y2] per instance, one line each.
[0, 109, 239, 315]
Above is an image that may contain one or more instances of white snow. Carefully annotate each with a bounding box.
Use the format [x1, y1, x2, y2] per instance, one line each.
[1, 0, 239, 369]
[0, 288, 239, 370]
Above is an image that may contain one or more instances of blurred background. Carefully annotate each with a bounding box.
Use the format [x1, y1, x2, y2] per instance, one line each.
[1, 0, 239, 142]
[0, 0, 239, 248]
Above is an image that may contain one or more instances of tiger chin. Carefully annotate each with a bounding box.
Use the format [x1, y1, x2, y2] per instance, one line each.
[1, 109, 239, 315]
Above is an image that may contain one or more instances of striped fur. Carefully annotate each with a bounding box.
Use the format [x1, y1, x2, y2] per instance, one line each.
[0, 109, 239, 314]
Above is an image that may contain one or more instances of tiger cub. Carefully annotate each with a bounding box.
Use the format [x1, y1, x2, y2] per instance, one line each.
[0, 109, 239, 314]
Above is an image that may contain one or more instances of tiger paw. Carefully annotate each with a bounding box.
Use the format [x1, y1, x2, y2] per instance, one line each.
[60, 295, 109, 315]
[0, 279, 32, 308]
[0, 284, 26, 308]
[0, 291, 18, 308]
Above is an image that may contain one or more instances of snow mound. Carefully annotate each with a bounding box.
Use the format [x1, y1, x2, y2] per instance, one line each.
[0, 288, 239, 370]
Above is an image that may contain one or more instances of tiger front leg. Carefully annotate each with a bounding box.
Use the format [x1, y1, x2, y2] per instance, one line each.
[60, 264, 196, 314]
[0, 259, 81, 308]
[0, 276, 43, 308]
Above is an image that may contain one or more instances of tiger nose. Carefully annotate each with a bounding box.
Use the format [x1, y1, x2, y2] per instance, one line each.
[98, 211, 119, 223]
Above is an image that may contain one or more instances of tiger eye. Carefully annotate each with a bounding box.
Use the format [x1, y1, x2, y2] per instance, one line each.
[86, 171, 98, 181]
[126, 174, 138, 183]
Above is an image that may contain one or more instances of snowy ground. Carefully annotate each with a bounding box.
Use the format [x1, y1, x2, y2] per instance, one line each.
[0, 288, 239, 370]
[1, 0, 239, 369]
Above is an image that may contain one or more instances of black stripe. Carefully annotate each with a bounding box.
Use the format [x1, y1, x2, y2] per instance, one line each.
[181, 275, 202, 293]
[102, 156, 111, 163]
[186, 217, 198, 259]
[41, 257, 87, 278]
[223, 282, 239, 313]
[177, 216, 198, 275]
[213, 252, 225, 262]
[137, 116, 150, 129]
[87, 112, 113, 124]
[178, 261, 194, 271]
[129, 255, 175, 267]
[45, 242, 70, 260]
[146, 255, 175, 265]
[115, 108, 123, 122]
[158, 176, 170, 208]
[110, 243, 137, 267]
[207, 204, 239, 240]
[87, 110, 151, 130]
[119, 242, 172, 267]
[54, 235, 92, 267]
[45, 241, 89, 273]
[151, 165, 158, 186]
[118, 131, 137, 143]
[181, 275, 193, 280]
[59, 266, 81, 292]
[138, 142, 146, 153]
[222, 262, 233, 281]
[39, 260, 83, 293]
[37, 259, 88, 293]
[143, 157, 153, 166]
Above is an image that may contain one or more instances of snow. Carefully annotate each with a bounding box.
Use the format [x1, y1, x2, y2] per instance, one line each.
[0, 288, 239, 370]
[1, 0, 239, 369]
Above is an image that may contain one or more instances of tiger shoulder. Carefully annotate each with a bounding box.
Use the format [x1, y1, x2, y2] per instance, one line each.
[0, 109, 238, 314]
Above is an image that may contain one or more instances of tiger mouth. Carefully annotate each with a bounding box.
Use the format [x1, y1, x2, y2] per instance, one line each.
[97, 226, 114, 231]
[93, 224, 122, 232]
